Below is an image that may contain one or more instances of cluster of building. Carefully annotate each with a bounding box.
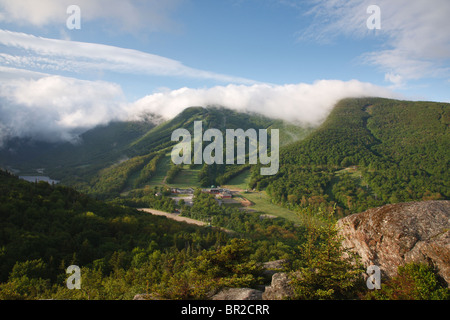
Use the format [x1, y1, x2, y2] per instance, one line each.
[170, 188, 194, 195]
[202, 187, 233, 199]
[170, 187, 233, 199]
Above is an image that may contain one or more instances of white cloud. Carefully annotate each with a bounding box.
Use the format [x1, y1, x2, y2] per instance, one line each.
[298, 0, 450, 85]
[0, 68, 128, 145]
[0, 29, 257, 85]
[0, 0, 182, 33]
[384, 72, 403, 88]
[0, 68, 398, 145]
[127, 80, 399, 125]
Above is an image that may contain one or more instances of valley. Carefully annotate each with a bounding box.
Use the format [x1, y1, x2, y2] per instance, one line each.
[0, 97, 449, 300]
[2, 98, 448, 224]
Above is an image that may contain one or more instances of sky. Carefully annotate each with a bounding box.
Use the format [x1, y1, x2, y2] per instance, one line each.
[0, 0, 449, 144]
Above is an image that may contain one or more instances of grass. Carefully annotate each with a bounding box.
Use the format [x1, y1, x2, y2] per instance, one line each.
[222, 168, 252, 190]
[169, 165, 202, 188]
[147, 153, 172, 186]
[334, 166, 369, 189]
[222, 168, 316, 225]
[241, 191, 303, 224]
[145, 154, 202, 188]
[335, 166, 363, 179]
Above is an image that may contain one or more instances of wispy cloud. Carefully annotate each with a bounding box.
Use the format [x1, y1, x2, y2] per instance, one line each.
[0, 0, 183, 33]
[0, 29, 257, 84]
[297, 0, 450, 86]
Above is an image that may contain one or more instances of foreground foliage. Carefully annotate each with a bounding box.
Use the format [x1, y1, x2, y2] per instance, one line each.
[0, 171, 297, 299]
[1, 166, 448, 300]
[288, 210, 365, 300]
[363, 263, 450, 300]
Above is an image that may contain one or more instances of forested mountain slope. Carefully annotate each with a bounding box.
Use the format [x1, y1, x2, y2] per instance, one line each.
[1, 98, 448, 216]
[250, 98, 449, 217]
[0, 170, 211, 283]
[1, 106, 311, 198]
[1, 97, 449, 300]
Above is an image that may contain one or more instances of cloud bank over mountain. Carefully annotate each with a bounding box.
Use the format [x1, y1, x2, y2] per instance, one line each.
[0, 68, 127, 145]
[0, 68, 398, 146]
[128, 80, 397, 124]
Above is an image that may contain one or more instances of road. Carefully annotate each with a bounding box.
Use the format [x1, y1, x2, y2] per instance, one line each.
[138, 208, 207, 226]
[138, 208, 234, 233]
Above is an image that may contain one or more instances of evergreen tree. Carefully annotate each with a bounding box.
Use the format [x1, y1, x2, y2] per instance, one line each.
[289, 210, 365, 299]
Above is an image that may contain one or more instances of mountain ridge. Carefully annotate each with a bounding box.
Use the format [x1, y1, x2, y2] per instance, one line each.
[1, 98, 448, 212]
[253, 97, 449, 217]
[0, 105, 313, 197]
[1, 97, 449, 300]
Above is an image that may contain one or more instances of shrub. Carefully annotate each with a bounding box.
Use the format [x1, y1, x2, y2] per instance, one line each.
[364, 263, 450, 300]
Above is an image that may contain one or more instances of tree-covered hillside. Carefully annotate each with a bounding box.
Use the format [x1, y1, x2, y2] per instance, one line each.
[0, 170, 306, 299]
[3, 170, 446, 301]
[0, 106, 312, 199]
[250, 98, 449, 217]
[0, 170, 214, 281]
[1, 96, 449, 300]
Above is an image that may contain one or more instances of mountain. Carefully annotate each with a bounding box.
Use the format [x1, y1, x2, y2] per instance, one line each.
[0, 120, 157, 180]
[1, 98, 448, 211]
[1, 98, 449, 301]
[250, 97, 449, 217]
[0, 106, 313, 198]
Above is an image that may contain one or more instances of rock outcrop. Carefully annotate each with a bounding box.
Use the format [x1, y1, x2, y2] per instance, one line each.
[212, 259, 290, 300]
[262, 259, 289, 277]
[336, 200, 450, 286]
[211, 288, 263, 300]
[262, 272, 294, 300]
[212, 270, 296, 300]
[133, 293, 159, 300]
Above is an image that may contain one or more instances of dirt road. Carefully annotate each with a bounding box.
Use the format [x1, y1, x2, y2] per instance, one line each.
[138, 208, 207, 226]
[138, 208, 235, 234]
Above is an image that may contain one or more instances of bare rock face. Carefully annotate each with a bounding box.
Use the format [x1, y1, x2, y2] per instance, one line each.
[133, 293, 159, 300]
[262, 272, 294, 300]
[211, 288, 263, 300]
[262, 259, 289, 277]
[336, 200, 450, 286]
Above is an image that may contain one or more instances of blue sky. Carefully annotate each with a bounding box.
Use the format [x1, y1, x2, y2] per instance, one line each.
[0, 0, 449, 143]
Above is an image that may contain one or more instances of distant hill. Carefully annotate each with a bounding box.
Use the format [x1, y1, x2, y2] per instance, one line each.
[250, 97, 449, 217]
[0, 120, 156, 179]
[0, 106, 313, 198]
[2, 98, 448, 214]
